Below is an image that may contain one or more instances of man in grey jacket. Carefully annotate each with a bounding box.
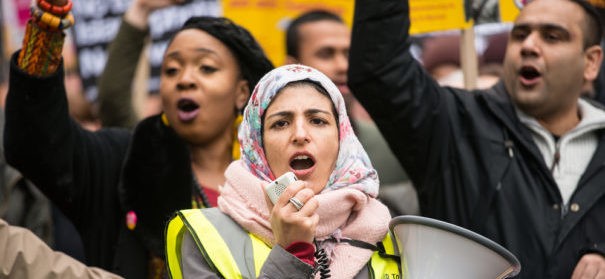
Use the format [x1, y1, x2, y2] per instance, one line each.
[348, 0, 605, 278]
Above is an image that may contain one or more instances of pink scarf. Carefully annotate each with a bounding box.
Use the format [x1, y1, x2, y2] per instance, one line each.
[218, 161, 391, 278]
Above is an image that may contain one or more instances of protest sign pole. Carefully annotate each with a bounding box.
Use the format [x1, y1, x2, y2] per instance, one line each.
[460, 25, 478, 89]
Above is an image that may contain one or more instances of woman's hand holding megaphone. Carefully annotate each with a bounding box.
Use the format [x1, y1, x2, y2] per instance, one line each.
[267, 180, 319, 248]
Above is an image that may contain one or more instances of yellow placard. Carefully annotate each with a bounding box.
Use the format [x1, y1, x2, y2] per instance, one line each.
[499, 0, 523, 23]
[222, 0, 354, 66]
[409, 0, 471, 34]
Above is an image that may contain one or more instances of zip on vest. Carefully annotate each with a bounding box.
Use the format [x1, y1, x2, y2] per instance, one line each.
[550, 141, 561, 174]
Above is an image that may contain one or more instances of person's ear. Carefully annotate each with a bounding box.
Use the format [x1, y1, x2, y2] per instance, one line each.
[584, 45, 603, 82]
[235, 79, 250, 111]
[284, 55, 299, 65]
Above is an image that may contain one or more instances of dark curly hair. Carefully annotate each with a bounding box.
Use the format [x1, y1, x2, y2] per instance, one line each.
[171, 16, 274, 95]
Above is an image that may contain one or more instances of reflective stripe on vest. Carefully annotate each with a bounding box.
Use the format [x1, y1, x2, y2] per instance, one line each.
[166, 208, 270, 279]
[166, 213, 185, 279]
[166, 208, 401, 278]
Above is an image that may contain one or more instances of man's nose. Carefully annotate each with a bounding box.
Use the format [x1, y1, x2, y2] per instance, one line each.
[520, 32, 540, 58]
[335, 52, 348, 73]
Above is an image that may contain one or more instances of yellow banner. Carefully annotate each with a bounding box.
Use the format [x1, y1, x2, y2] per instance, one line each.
[223, 0, 475, 66]
[222, 0, 354, 66]
[409, 0, 471, 34]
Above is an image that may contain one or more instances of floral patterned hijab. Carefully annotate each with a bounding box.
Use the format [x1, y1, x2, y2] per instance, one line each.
[238, 64, 380, 197]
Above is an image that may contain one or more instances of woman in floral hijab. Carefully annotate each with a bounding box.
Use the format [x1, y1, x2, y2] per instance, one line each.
[172, 64, 394, 278]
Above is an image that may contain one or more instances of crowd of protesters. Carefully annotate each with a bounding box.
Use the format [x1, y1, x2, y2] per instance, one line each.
[1, 0, 605, 278]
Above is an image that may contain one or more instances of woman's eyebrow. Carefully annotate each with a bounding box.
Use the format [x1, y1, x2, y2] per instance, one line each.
[165, 47, 218, 59]
[305, 108, 332, 115]
[265, 111, 292, 121]
[265, 108, 333, 120]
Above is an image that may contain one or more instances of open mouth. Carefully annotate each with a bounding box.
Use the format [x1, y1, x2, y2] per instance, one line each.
[177, 98, 199, 112]
[290, 155, 315, 171]
[176, 98, 200, 122]
[519, 66, 541, 85]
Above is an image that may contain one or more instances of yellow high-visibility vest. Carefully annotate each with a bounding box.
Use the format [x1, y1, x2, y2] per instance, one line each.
[166, 208, 401, 279]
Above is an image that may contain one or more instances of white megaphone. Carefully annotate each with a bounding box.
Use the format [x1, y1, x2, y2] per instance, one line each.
[390, 215, 521, 279]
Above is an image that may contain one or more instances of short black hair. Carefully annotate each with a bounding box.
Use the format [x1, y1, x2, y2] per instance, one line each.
[568, 0, 603, 48]
[285, 10, 344, 59]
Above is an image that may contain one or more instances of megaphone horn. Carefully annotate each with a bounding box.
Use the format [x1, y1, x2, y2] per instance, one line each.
[389, 215, 521, 279]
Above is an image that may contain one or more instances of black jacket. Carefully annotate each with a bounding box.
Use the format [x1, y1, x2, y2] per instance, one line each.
[4, 53, 195, 279]
[348, 0, 605, 278]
